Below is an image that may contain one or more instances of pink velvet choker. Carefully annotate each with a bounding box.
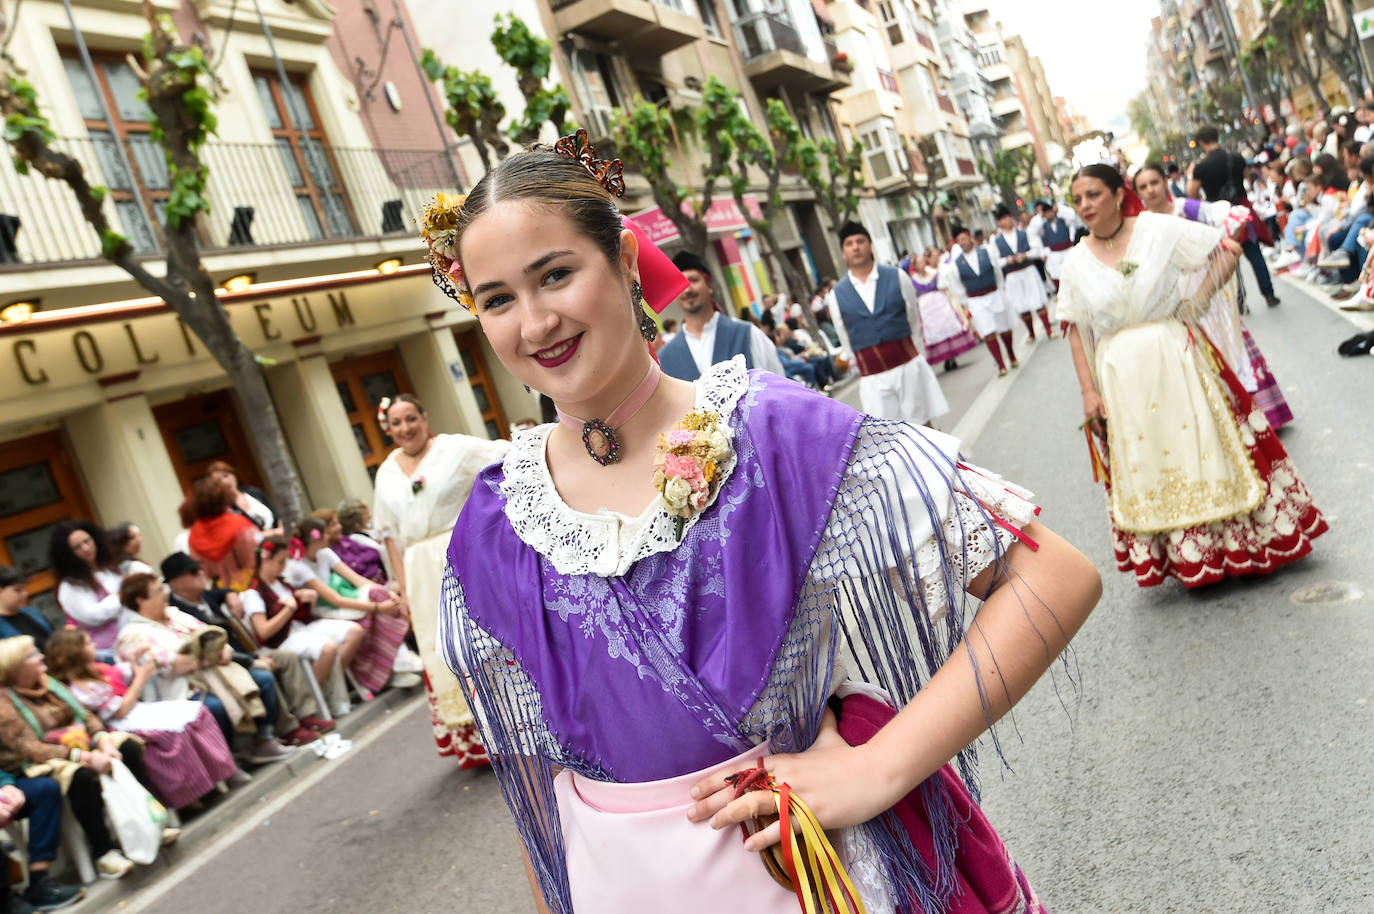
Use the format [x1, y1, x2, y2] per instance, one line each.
[556, 360, 662, 466]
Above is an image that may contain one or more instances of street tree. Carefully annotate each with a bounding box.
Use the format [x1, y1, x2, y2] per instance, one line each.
[419, 50, 507, 175]
[1264, 0, 1334, 110]
[699, 80, 815, 316]
[801, 136, 864, 228]
[904, 137, 948, 245]
[1239, 37, 1291, 133]
[0, 2, 308, 522]
[490, 13, 573, 146]
[611, 96, 719, 255]
[978, 147, 1035, 209]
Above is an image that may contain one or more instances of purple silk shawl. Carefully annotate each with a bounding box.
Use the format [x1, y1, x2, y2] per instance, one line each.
[447, 372, 860, 781]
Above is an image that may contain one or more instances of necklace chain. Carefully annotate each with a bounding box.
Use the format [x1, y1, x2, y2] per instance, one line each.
[1092, 217, 1127, 250]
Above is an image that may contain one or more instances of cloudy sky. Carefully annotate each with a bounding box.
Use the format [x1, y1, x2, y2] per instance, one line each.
[986, 0, 1161, 135]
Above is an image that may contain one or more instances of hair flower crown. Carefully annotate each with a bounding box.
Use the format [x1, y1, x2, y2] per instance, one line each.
[417, 131, 626, 316]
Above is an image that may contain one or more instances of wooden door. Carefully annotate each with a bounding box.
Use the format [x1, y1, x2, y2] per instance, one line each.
[330, 349, 413, 479]
[453, 331, 511, 441]
[0, 431, 93, 609]
[153, 390, 264, 495]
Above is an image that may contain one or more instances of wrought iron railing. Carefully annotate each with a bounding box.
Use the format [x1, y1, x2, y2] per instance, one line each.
[0, 136, 458, 267]
[734, 10, 806, 61]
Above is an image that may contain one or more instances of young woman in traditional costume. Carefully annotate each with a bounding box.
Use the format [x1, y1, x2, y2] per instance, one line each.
[428, 131, 1104, 913]
[1059, 157, 1325, 588]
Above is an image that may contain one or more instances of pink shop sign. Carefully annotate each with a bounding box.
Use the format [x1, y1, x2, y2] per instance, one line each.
[629, 195, 763, 244]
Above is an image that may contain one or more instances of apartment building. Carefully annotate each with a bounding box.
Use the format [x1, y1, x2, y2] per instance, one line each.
[1003, 35, 1065, 178]
[0, 0, 530, 611]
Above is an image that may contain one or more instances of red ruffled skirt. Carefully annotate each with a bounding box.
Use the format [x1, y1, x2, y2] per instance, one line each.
[1103, 336, 1325, 588]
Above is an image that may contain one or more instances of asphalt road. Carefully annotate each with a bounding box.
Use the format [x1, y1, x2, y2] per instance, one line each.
[122, 271, 1373, 914]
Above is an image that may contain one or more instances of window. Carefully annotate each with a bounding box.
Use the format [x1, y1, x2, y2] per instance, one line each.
[60, 51, 167, 254]
[878, 1, 903, 44]
[253, 70, 355, 240]
[697, 0, 721, 37]
[570, 49, 622, 139]
[153, 391, 265, 495]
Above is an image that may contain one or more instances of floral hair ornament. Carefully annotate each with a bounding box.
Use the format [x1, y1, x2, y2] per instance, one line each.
[553, 128, 626, 198]
[376, 397, 392, 434]
[417, 193, 475, 314]
[260, 540, 279, 557]
[288, 538, 306, 560]
[309, 528, 322, 541]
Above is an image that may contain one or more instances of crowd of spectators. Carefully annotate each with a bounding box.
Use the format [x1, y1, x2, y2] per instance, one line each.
[0, 465, 423, 910]
[1167, 102, 1374, 354]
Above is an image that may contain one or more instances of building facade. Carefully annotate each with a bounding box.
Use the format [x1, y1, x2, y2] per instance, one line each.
[0, 0, 537, 613]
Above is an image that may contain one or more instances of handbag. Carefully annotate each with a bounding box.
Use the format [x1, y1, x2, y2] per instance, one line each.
[191, 658, 266, 733]
[99, 759, 167, 864]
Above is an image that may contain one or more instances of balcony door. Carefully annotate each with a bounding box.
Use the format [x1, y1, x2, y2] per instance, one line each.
[153, 390, 265, 496]
[0, 431, 93, 615]
[253, 70, 356, 240]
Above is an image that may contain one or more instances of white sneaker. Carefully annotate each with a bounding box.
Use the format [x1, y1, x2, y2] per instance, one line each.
[330, 701, 353, 718]
[1272, 249, 1302, 269]
[161, 827, 182, 847]
[1317, 249, 1352, 269]
[97, 849, 135, 879]
[388, 671, 422, 689]
[392, 645, 424, 674]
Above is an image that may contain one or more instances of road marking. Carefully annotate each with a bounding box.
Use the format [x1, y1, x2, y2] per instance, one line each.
[950, 338, 1049, 452]
[1276, 274, 1374, 332]
[112, 700, 422, 911]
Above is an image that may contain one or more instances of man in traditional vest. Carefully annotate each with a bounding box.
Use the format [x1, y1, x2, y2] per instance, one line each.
[826, 221, 949, 426]
[941, 224, 1019, 377]
[1030, 198, 1082, 336]
[992, 205, 1054, 343]
[657, 251, 784, 381]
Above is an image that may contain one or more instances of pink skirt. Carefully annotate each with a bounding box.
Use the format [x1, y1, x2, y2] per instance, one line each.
[555, 745, 797, 913]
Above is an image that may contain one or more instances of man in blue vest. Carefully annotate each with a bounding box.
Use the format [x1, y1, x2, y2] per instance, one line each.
[992, 205, 1054, 343]
[1030, 198, 1083, 335]
[941, 223, 1019, 376]
[827, 221, 948, 425]
[657, 251, 784, 381]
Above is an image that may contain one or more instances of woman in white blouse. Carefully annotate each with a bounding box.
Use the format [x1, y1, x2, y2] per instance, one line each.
[372, 394, 508, 767]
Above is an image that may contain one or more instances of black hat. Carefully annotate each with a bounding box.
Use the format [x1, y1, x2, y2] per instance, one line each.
[994, 205, 1014, 221]
[671, 251, 711, 277]
[950, 224, 971, 238]
[1033, 198, 1051, 211]
[160, 551, 201, 582]
[838, 221, 870, 243]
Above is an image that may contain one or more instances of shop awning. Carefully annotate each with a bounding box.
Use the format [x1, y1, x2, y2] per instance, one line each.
[629, 194, 764, 246]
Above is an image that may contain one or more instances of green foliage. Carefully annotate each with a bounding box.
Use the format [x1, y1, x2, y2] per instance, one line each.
[813, 136, 864, 223]
[3, 79, 56, 147]
[100, 228, 128, 259]
[90, 185, 108, 204]
[421, 48, 506, 170]
[142, 37, 218, 230]
[490, 14, 570, 144]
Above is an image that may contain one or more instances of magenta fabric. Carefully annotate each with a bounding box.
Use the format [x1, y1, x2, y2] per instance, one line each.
[133, 705, 240, 809]
[837, 692, 1046, 914]
[623, 215, 688, 314]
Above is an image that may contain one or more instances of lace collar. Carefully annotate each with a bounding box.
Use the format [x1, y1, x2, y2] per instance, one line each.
[498, 356, 752, 577]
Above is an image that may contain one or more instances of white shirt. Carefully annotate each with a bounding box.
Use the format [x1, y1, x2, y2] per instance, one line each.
[285, 547, 341, 589]
[826, 265, 923, 357]
[241, 579, 295, 619]
[991, 228, 1044, 268]
[1028, 205, 1081, 246]
[1355, 125, 1372, 144]
[681, 312, 785, 376]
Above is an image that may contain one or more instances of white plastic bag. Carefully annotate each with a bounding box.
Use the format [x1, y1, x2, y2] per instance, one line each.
[99, 759, 167, 865]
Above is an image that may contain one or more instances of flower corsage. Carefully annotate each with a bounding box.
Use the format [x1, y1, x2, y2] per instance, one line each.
[411, 476, 426, 495]
[1116, 260, 1139, 278]
[653, 410, 733, 541]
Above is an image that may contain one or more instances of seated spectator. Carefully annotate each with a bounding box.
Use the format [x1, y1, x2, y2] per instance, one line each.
[771, 326, 818, 387]
[162, 553, 333, 742]
[113, 573, 298, 762]
[332, 499, 390, 585]
[207, 461, 280, 538]
[187, 475, 260, 592]
[0, 636, 165, 879]
[0, 770, 84, 911]
[0, 566, 53, 651]
[288, 518, 416, 698]
[241, 537, 361, 718]
[781, 319, 836, 389]
[46, 628, 245, 810]
[1317, 153, 1374, 284]
[106, 522, 145, 573]
[658, 318, 678, 349]
[50, 521, 148, 650]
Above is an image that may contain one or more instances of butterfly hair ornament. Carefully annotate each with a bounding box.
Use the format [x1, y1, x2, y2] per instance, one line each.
[553, 128, 627, 198]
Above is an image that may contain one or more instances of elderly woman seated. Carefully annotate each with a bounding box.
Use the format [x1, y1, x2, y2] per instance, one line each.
[113, 573, 297, 764]
[0, 636, 165, 879]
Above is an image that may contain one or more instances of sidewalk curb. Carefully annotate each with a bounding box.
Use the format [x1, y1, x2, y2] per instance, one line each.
[63, 686, 424, 912]
[1275, 273, 1374, 332]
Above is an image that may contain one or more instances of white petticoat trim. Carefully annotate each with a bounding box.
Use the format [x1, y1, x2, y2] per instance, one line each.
[498, 356, 751, 577]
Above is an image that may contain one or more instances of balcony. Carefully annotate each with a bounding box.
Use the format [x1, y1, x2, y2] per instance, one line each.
[956, 157, 977, 176]
[0, 136, 455, 271]
[551, 0, 704, 56]
[966, 113, 1001, 139]
[937, 94, 957, 115]
[735, 11, 850, 92]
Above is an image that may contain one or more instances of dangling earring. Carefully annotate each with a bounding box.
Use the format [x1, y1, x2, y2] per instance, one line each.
[523, 385, 531, 393]
[633, 279, 657, 342]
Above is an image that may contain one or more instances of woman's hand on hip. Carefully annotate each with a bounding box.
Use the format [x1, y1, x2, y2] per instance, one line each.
[684, 709, 900, 852]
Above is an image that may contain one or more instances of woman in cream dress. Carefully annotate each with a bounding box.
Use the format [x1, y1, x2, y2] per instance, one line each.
[372, 395, 508, 765]
[1059, 164, 1325, 588]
